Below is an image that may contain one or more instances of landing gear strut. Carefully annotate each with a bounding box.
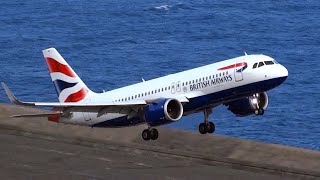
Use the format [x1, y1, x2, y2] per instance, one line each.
[142, 128, 159, 141]
[198, 108, 215, 134]
[253, 93, 264, 116]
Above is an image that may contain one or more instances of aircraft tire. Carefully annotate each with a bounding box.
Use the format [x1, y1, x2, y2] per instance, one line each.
[150, 128, 159, 140]
[199, 123, 207, 134]
[207, 122, 215, 134]
[255, 109, 264, 116]
[142, 129, 151, 141]
[254, 109, 260, 115]
[259, 109, 264, 115]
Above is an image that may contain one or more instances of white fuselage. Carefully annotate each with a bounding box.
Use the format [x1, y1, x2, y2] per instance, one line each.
[60, 54, 288, 127]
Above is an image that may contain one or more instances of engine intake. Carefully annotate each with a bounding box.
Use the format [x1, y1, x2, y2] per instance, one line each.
[226, 92, 269, 117]
[144, 98, 183, 126]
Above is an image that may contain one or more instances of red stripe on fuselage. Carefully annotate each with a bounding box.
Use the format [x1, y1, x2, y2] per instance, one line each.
[46, 57, 76, 77]
[218, 62, 247, 70]
[64, 87, 88, 102]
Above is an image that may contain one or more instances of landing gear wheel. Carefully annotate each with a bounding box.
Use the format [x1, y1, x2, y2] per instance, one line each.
[207, 122, 215, 134]
[199, 123, 207, 134]
[142, 129, 151, 141]
[150, 128, 159, 140]
[255, 109, 264, 116]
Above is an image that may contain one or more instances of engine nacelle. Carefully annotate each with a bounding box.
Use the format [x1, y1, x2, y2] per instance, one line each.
[144, 98, 183, 126]
[226, 92, 269, 117]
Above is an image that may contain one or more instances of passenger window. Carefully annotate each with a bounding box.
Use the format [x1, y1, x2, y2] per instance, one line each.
[253, 63, 257, 69]
[258, 62, 264, 67]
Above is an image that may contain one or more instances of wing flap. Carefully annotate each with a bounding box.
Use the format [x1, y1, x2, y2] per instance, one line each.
[10, 112, 63, 118]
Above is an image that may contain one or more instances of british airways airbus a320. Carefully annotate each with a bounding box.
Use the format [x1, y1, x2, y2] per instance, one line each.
[2, 48, 288, 141]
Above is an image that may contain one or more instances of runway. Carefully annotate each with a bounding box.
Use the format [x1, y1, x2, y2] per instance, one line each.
[0, 104, 319, 179]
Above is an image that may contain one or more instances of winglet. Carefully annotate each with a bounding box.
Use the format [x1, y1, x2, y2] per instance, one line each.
[1, 82, 34, 106]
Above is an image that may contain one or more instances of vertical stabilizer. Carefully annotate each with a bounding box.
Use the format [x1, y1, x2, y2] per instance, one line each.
[43, 48, 93, 103]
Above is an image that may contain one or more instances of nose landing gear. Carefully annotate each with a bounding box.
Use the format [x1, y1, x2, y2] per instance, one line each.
[198, 108, 215, 134]
[253, 93, 265, 116]
[254, 108, 264, 115]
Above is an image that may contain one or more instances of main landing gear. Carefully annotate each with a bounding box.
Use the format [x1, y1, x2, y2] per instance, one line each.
[198, 108, 215, 134]
[142, 128, 159, 141]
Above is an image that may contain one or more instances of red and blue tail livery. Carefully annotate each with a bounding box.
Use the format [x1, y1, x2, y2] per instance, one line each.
[2, 48, 288, 141]
[43, 48, 90, 103]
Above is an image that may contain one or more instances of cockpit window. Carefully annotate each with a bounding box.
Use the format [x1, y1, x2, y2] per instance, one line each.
[264, 61, 274, 65]
[253, 63, 258, 69]
[273, 60, 279, 64]
[258, 62, 265, 67]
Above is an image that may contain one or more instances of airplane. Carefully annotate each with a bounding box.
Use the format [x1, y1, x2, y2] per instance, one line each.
[1, 48, 288, 141]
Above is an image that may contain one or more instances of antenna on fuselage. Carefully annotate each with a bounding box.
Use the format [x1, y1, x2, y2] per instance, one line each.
[244, 51, 248, 56]
[142, 78, 145, 82]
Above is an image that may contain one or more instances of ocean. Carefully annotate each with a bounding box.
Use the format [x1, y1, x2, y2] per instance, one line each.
[0, 0, 319, 150]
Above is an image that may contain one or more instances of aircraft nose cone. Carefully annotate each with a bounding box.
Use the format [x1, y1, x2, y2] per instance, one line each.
[280, 65, 289, 77]
[276, 65, 288, 85]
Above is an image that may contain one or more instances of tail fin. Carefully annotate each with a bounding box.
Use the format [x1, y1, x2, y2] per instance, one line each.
[43, 48, 93, 103]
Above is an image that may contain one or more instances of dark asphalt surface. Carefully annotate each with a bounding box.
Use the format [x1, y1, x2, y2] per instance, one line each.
[0, 104, 319, 180]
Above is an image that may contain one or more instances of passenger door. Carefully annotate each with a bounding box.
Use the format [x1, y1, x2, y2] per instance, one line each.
[171, 82, 176, 94]
[234, 62, 244, 82]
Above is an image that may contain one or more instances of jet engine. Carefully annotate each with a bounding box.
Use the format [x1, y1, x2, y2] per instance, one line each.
[225, 92, 269, 117]
[144, 98, 183, 126]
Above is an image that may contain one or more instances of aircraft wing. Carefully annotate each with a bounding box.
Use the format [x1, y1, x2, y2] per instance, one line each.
[2, 82, 147, 114]
[2, 82, 188, 117]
